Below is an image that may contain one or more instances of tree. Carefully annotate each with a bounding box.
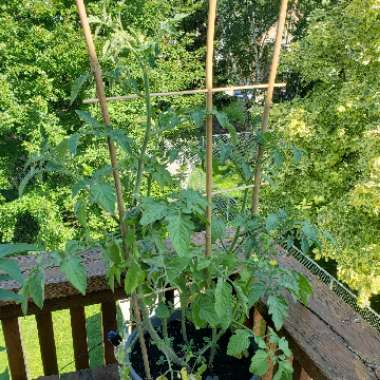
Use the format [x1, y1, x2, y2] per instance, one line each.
[266, 0, 380, 305]
[0, 0, 204, 249]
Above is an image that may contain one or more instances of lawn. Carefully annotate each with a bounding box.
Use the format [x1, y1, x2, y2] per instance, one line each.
[0, 304, 124, 380]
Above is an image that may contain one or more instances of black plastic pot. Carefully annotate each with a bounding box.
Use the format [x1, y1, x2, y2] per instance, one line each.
[124, 310, 259, 380]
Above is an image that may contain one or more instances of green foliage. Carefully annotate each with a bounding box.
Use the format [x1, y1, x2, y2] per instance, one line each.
[0, 0, 204, 249]
[166, 213, 194, 257]
[249, 349, 269, 376]
[227, 329, 251, 358]
[90, 182, 116, 215]
[124, 260, 145, 295]
[60, 254, 87, 295]
[267, 296, 288, 331]
[266, 0, 380, 303]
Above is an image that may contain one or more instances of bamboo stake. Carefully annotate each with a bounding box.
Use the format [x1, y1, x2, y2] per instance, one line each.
[75, 0, 127, 245]
[75, 1, 152, 378]
[82, 83, 286, 104]
[251, 0, 289, 215]
[205, 0, 217, 257]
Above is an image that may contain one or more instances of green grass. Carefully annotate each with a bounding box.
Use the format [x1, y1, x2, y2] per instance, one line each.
[0, 304, 117, 379]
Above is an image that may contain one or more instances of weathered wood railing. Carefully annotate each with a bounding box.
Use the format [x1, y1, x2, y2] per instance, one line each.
[1, 248, 379, 380]
[0, 250, 123, 380]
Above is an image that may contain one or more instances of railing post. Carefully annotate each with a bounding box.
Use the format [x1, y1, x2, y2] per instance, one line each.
[70, 306, 89, 370]
[101, 301, 118, 364]
[294, 360, 312, 380]
[35, 311, 58, 375]
[1, 318, 27, 380]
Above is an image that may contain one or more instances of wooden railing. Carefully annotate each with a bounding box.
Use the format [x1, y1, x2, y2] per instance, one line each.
[1, 248, 379, 380]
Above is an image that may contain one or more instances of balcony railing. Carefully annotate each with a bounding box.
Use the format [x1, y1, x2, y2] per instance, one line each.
[1, 247, 379, 380]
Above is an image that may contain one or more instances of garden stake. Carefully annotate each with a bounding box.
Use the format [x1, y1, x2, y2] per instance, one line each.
[205, 0, 217, 257]
[251, 0, 289, 215]
[75, 0, 127, 250]
[75, 1, 152, 378]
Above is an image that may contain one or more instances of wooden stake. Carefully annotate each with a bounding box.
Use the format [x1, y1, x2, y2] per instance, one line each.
[82, 83, 286, 104]
[251, 0, 289, 215]
[75, 1, 151, 378]
[205, 0, 217, 256]
[75, 0, 127, 248]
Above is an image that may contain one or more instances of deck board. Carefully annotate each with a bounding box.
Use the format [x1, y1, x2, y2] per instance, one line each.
[277, 252, 380, 380]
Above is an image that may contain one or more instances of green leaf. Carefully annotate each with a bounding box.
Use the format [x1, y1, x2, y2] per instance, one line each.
[0, 289, 23, 303]
[278, 337, 292, 358]
[70, 73, 90, 105]
[166, 256, 191, 283]
[0, 258, 23, 283]
[67, 134, 81, 155]
[254, 335, 267, 350]
[302, 221, 318, 244]
[179, 190, 207, 215]
[249, 349, 269, 376]
[140, 199, 168, 225]
[155, 303, 170, 319]
[297, 273, 312, 305]
[196, 255, 210, 271]
[152, 166, 173, 187]
[213, 110, 238, 144]
[74, 198, 87, 226]
[124, 261, 145, 294]
[105, 241, 122, 265]
[61, 255, 87, 295]
[27, 269, 45, 309]
[215, 278, 233, 321]
[72, 179, 90, 196]
[0, 244, 39, 258]
[267, 295, 288, 330]
[108, 129, 134, 152]
[90, 182, 116, 214]
[76, 110, 103, 129]
[166, 212, 194, 256]
[211, 217, 226, 242]
[198, 293, 219, 327]
[233, 282, 249, 317]
[273, 360, 293, 380]
[190, 109, 206, 128]
[18, 166, 39, 196]
[248, 282, 266, 307]
[191, 295, 207, 329]
[266, 213, 280, 232]
[227, 329, 251, 358]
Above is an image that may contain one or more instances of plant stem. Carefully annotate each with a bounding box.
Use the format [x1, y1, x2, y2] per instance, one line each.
[229, 187, 249, 253]
[132, 295, 152, 380]
[251, 0, 289, 214]
[180, 294, 189, 344]
[162, 317, 169, 341]
[134, 63, 153, 199]
[139, 290, 186, 368]
[192, 328, 225, 373]
[181, 308, 188, 344]
[208, 327, 218, 368]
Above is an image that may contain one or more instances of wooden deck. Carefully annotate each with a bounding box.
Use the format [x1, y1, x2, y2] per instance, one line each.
[1, 241, 380, 380]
